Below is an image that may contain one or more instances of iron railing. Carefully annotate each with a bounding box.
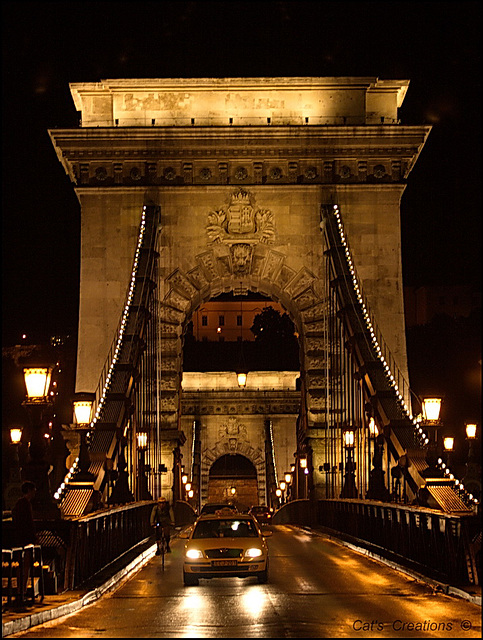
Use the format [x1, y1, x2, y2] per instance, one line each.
[317, 499, 480, 586]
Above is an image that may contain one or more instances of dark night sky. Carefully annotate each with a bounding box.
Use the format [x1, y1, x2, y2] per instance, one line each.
[2, 1, 481, 345]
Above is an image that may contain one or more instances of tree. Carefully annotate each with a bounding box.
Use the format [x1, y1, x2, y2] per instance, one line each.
[250, 306, 299, 370]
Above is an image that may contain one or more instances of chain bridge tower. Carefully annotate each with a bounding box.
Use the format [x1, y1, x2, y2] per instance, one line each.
[50, 77, 458, 515]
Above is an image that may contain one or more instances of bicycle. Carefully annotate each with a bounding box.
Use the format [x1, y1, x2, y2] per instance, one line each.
[156, 524, 169, 570]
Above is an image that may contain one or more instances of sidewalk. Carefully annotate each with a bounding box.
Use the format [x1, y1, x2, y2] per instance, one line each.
[2, 528, 480, 637]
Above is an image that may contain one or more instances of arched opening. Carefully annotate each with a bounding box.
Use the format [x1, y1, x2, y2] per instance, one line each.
[208, 454, 258, 511]
[183, 291, 300, 373]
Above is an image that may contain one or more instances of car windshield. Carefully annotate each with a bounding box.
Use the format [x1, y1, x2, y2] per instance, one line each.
[193, 519, 258, 539]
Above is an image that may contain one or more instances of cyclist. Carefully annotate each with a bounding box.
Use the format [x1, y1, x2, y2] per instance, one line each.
[150, 496, 174, 555]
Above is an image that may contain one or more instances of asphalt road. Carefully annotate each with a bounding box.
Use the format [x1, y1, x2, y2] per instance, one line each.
[9, 525, 481, 638]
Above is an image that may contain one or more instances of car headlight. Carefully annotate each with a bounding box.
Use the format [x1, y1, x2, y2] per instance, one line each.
[186, 548, 204, 559]
[244, 547, 263, 558]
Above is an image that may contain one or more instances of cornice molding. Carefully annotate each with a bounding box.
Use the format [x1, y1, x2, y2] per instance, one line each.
[49, 125, 430, 186]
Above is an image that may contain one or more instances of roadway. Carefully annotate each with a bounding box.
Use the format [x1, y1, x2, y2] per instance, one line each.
[7, 525, 481, 638]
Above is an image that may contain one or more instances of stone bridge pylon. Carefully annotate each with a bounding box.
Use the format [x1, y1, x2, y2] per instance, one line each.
[49, 77, 446, 510]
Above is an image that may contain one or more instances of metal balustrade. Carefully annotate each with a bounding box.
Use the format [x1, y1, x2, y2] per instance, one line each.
[317, 499, 479, 586]
[2, 544, 45, 607]
[63, 502, 154, 590]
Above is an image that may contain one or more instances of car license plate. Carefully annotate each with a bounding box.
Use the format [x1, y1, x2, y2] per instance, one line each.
[212, 560, 237, 567]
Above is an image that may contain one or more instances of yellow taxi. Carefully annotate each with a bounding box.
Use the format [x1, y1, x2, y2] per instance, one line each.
[181, 509, 272, 586]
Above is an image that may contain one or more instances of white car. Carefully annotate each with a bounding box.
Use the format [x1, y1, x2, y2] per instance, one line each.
[181, 511, 272, 586]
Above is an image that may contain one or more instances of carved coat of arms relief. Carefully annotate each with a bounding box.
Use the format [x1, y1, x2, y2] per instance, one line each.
[206, 189, 275, 277]
[206, 189, 275, 247]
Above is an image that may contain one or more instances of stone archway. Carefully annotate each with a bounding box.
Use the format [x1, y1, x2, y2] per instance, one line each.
[157, 188, 328, 434]
[201, 427, 266, 509]
[208, 454, 258, 511]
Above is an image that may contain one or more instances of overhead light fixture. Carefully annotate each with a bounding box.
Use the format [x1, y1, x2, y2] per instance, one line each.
[236, 294, 248, 388]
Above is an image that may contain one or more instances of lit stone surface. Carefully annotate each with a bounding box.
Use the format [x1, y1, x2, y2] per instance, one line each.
[70, 77, 409, 127]
[181, 371, 299, 391]
[49, 77, 431, 501]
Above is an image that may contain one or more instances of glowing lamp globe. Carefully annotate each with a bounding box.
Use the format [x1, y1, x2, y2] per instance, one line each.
[23, 367, 52, 401]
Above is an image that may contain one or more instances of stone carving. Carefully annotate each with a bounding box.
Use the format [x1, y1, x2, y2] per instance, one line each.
[269, 166, 283, 180]
[188, 265, 210, 290]
[231, 243, 252, 275]
[261, 250, 283, 280]
[163, 167, 176, 180]
[219, 417, 248, 441]
[199, 167, 212, 180]
[373, 164, 386, 178]
[305, 166, 317, 180]
[95, 167, 108, 181]
[197, 251, 219, 281]
[164, 289, 190, 311]
[166, 270, 199, 299]
[159, 304, 184, 323]
[340, 165, 352, 179]
[286, 268, 316, 298]
[234, 166, 248, 180]
[206, 189, 275, 246]
[294, 287, 320, 310]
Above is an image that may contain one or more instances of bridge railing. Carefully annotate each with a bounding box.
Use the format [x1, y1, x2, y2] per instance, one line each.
[273, 498, 479, 585]
[317, 499, 480, 586]
[2, 502, 155, 594]
[63, 501, 154, 590]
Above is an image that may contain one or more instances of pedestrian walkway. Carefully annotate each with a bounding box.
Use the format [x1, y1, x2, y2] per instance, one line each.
[2, 527, 480, 637]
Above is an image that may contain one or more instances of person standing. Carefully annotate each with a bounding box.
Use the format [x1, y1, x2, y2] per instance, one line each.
[12, 481, 38, 603]
[150, 496, 174, 554]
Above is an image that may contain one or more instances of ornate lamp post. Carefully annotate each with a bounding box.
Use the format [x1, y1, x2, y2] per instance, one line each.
[340, 428, 358, 498]
[275, 487, 282, 507]
[421, 396, 444, 478]
[136, 432, 152, 501]
[299, 455, 308, 499]
[22, 365, 60, 519]
[72, 393, 96, 482]
[366, 417, 389, 501]
[279, 480, 287, 504]
[284, 472, 292, 501]
[4, 428, 24, 509]
[443, 436, 454, 468]
[463, 423, 481, 500]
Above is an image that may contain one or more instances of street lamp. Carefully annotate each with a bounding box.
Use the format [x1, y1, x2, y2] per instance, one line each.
[23, 367, 52, 401]
[421, 397, 442, 422]
[236, 296, 248, 388]
[283, 472, 292, 501]
[279, 480, 286, 504]
[466, 423, 477, 440]
[275, 487, 282, 506]
[463, 423, 481, 500]
[136, 431, 152, 500]
[4, 428, 24, 509]
[71, 392, 96, 482]
[21, 364, 60, 518]
[420, 395, 444, 479]
[340, 428, 358, 498]
[10, 427, 22, 445]
[366, 418, 389, 501]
